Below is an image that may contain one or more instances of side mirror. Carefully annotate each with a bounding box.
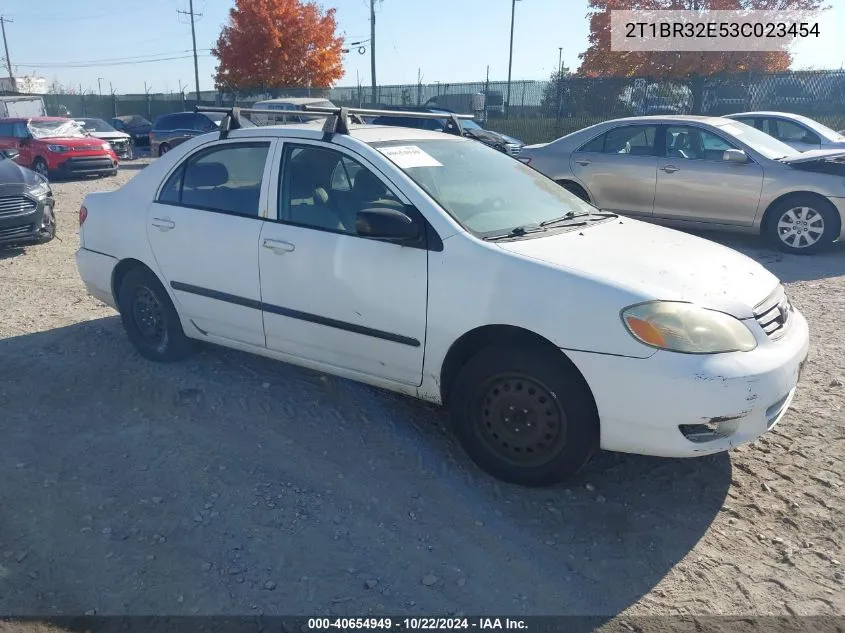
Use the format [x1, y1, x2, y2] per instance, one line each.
[18, 137, 30, 147]
[723, 149, 748, 164]
[356, 206, 421, 242]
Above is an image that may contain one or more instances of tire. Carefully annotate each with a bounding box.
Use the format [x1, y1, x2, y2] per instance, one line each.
[158, 143, 171, 157]
[764, 195, 839, 255]
[557, 180, 590, 203]
[449, 344, 599, 487]
[32, 158, 49, 180]
[117, 266, 195, 363]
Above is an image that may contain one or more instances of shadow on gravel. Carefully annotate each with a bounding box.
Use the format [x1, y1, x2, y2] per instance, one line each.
[0, 317, 730, 618]
[0, 245, 25, 260]
[118, 163, 149, 171]
[690, 230, 845, 283]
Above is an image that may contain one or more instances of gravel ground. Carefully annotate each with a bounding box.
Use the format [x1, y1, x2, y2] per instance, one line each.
[0, 159, 843, 623]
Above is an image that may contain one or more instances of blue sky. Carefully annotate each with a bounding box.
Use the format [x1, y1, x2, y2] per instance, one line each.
[4, 0, 844, 95]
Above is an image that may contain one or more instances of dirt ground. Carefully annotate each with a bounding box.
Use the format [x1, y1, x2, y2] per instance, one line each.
[0, 157, 842, 623]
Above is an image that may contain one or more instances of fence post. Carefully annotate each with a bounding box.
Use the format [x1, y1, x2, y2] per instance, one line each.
[80, 93, 86, 117]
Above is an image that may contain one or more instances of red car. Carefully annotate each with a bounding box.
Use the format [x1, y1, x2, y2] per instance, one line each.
[0, 117, 118, 179]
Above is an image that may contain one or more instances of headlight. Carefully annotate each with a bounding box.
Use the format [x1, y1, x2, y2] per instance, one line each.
[47, 144, 69, 153]
[621, 301, 757, 354]
[27, 178, 51, 198]
[102, 143, 112, 151]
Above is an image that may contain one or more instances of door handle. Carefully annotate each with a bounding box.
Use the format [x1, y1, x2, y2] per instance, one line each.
[151, 217, 175, 231]
[262, 238, 295, 254]
[661, 165, 680, 173]
[575, 159, 592, 166]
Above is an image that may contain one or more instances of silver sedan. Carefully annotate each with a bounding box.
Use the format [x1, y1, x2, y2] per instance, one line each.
[518, 115, 845, 254]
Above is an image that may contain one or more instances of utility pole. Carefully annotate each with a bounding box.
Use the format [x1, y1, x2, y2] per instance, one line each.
[558, 48, 563, 75]
[178, 0, 202, 101]
[0, 16, 15, 93]
[98, 78, 104, 99]
[370, 0, 377, 106]
[506, 0, 521, 117]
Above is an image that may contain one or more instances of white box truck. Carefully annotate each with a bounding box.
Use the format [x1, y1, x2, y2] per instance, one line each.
[0, 95, 47, 118]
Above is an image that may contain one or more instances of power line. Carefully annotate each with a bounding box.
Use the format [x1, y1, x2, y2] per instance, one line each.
[177, 0, 203, 99]
[15, 54, 214, 69]
[15, 49, 213, 67]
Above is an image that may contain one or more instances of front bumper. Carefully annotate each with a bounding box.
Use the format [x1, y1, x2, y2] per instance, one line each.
[566, 307, 810, 457]
[0, 195, 54, 245]
[54, 156, 118, 177]
[75, 248, 118, 309]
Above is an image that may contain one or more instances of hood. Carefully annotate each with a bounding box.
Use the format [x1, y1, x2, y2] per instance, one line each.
[87, 131, 131, 141]
[33, 136, 109, 149]
[497, 218, 779, 319]
[780, 148, 845, 164]
[0, 157, 42, 190]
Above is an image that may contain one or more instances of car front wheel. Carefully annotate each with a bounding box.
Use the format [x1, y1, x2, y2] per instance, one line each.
[450, 344, 599, 487]
[765, 196, 839, 254]
[117, 266, 195, 363]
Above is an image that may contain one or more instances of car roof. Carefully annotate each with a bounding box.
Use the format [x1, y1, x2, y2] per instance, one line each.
[726, 111, 804, 117]
[601, 115, 728, 125]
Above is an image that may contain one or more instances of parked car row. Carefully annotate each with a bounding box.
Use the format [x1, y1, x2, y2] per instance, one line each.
[73, 105, 811, 487]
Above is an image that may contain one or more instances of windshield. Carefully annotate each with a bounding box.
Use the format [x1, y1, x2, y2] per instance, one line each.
[372, 139, 595, 237]
[28, 120, 87, 139]
[79, 118, 117, 133]
[713, 119, 798, 159]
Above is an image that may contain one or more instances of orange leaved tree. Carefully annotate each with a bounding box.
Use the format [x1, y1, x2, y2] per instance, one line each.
[578, 0, 827, 113]
[213, 0, 345, 93]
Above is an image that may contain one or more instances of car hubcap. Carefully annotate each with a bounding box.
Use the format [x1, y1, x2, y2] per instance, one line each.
[778, 206, 824, 248]
[132, 286, 165, 345]
[477, 375, 567, 467]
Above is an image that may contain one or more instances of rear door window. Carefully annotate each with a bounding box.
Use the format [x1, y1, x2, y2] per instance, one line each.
[157, 141, 271, 217]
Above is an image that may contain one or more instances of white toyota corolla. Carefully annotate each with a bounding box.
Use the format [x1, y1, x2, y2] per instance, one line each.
[75, 107, 810, 487]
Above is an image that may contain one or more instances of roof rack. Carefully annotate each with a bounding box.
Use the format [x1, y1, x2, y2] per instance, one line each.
[194, 104, 474, 141]
[302, 105, 474, 138]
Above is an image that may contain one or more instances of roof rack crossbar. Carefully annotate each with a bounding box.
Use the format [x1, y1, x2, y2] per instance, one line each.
[303, 105, 474, 138]
[193, 104, 476, 139]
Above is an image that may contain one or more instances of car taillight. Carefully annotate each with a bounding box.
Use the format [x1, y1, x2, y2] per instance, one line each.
[517, 156, 531, 165]
[79, 205, 88, 226]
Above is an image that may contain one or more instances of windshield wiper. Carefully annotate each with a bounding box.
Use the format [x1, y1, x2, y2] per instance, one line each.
[484, 224, 547, 241]
[539, 210, 617, 228]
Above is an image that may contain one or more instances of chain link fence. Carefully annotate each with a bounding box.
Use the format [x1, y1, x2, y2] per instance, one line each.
[40, 69, 845, 145]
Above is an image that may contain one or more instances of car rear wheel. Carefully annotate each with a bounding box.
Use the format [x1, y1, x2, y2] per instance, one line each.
[449, 344, 599, 487]
[117, 266, 195, 363]
[764, 195, 838, 254]
[158, 143, 171, 157]
[32, 158, 49, 179]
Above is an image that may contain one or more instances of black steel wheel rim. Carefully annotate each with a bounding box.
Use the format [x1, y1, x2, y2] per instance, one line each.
[476, 374, 567, 467]
[132, 286, 165, 346]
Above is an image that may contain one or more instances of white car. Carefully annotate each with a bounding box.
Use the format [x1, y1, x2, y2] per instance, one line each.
[725, 111, 845, 153]
[75, 107, 810, 487]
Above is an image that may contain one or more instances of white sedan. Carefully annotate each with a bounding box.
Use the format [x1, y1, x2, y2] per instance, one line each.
[75, 107, 809, 487]
[725, 111, 845, 153]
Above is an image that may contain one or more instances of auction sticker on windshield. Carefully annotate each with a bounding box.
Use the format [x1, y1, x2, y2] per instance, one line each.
[379, 145, 442, 168]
